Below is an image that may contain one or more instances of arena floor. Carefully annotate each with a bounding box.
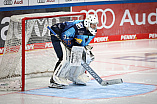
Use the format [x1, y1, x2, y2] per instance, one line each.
[0, 39, 157, 104]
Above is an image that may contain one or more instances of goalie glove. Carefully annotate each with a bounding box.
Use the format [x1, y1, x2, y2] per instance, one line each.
[75, 35, 95, 46]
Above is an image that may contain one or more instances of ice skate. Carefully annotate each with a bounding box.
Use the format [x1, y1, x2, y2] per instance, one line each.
[48, 83, 66, 89]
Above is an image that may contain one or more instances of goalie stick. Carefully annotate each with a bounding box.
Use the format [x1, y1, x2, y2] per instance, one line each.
[47, 25, 123, 86]
[81, 61, 123, 86]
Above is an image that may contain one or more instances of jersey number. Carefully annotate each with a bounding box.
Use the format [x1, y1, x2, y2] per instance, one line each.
[63, 40, 71, 46]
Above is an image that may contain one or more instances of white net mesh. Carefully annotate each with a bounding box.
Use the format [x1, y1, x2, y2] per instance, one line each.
[0, 12, 85, 90]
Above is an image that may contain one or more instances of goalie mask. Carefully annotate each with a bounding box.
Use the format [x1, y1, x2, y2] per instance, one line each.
[84, 14, 99, 35]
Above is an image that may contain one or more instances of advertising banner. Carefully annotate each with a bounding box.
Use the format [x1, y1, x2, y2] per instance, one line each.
[72, 2, 157, 42]
[29, 0, 58, 6]
[59, 0, 84, 4]
[0, 1, 157, 54]
[85, 0, 110, 2]
[0, 0, 28, 7]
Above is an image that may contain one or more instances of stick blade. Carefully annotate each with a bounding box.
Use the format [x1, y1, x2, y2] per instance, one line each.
[101, 78, 123, 86]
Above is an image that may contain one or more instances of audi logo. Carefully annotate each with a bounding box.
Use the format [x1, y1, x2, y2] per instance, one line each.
[80, 9, 115, 29]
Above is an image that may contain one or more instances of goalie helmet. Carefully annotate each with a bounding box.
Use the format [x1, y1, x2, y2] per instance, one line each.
[84, 14, 99, 35]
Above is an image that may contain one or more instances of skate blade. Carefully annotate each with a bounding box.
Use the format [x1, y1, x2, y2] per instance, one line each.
[48, 86, 65, 89]
[48, 85, 66, 89]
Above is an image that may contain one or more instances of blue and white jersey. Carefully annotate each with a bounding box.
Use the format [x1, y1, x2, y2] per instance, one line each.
[54, 20, 95, 48]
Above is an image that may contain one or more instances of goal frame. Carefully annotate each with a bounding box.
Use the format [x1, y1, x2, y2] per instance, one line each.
[20, 12, 86, 91]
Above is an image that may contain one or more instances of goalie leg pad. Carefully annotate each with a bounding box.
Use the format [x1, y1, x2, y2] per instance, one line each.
[67, 66, 91, 85]
[53, 75, 69, 86]
[51, 43, 71, 85]
[52, 61, 69, 85]
[68, 46, 94, 84]
[74, 73, 91, 85]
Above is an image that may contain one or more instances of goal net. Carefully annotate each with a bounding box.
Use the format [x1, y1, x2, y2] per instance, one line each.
[0, 12, 86, 91]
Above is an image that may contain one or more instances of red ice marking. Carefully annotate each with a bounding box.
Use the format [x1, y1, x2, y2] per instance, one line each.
[93, 60, 156, 78]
